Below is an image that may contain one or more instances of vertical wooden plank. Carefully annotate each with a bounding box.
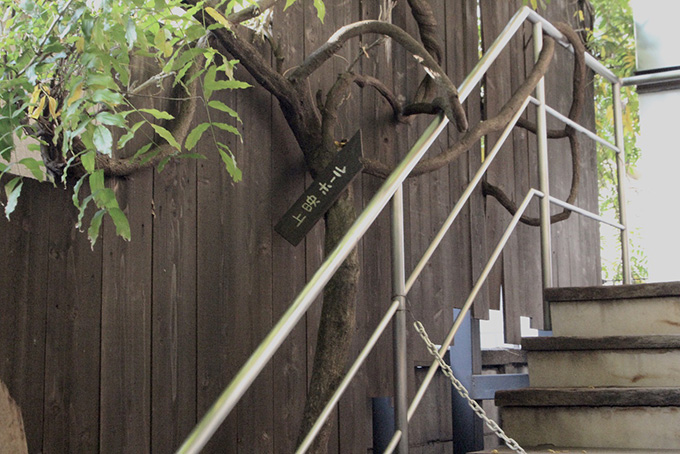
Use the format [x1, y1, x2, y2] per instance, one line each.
[98, 58, 162, 453]
[444, 0, 478, 319]
[233, 44, 275, 454]
[151, 155, 197, 452]
[270, 1, 310, 451]
[480, 0, 525, 317]
[0, 177, 50, 453]
[578, 69, 602, 287]
[100, 168, 153, 453]
[43, 185, 102, 453]
[358, 0, 396, 409]
[501, 14, 533, 345]
[196, 48, 275, 453]
[195, 124, 238, 453]
[409, 365, 453, 454]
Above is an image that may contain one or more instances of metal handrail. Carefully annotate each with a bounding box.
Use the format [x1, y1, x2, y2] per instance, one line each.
[622, 68, 680, 87]
[177, 6, 631, 453]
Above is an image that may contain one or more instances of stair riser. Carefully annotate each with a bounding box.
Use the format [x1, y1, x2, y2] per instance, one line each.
[550, 297, 680, 337]
[501, 406, 680, 450]
[528, 349, 680, 387]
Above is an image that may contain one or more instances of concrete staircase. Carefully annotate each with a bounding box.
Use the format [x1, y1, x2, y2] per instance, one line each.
[473, 281, 680, 453]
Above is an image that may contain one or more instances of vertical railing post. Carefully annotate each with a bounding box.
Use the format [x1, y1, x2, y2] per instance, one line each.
[533, 22, 554, 329]
[612, 82, 632, 284]
[391, 185, 409, 454]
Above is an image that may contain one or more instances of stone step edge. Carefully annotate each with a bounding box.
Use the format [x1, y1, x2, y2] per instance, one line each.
[545, 281, 680, 303]
[471, 447, 680, 454]
[522, 335, 680, 351]
[495, 387, 680, 407]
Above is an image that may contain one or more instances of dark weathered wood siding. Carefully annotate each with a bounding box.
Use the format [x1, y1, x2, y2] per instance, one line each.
[0, 1, 600, 452]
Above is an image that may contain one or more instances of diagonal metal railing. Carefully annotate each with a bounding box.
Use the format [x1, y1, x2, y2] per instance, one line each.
[177, 6, 632, 453]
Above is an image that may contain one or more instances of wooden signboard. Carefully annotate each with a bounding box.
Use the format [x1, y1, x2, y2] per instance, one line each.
[275, 130, 364, 246]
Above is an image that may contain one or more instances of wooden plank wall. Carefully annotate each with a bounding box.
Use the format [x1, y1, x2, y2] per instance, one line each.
[0, 0, 600, 452]
[481, 0, 601, 343]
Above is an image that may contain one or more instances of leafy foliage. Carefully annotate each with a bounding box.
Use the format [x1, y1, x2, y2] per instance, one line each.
[0, 0, 249, 245]
[586, 0, 647, 283]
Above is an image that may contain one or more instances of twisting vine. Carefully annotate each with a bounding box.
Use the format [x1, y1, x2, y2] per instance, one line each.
[483, 22, 587, 225]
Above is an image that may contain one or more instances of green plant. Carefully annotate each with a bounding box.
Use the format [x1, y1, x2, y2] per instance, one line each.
[586, 0, 647, 283]
[0, 0, 248, 245]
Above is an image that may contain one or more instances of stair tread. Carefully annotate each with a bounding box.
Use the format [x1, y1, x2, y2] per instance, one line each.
[545, 281, 680, 303]
[471, 447, 680, 453]
[522, 334, 680, 351]
[496, 386, 680, 407]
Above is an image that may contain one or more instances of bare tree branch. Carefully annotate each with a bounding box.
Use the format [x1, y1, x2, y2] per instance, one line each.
[360, 34, 557, 178]
[227, 0, 282, 24]
[289, 20, 468, 132]
[406, 0, 442, 63]
[352, 74, 405, 122]
[406, 0, 442, 101]
[484, 22, 586, 225]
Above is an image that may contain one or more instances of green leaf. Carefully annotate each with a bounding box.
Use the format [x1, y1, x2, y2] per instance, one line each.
[93, 124, 113, 155]
[185, 123, 210, 150]
[108, 207, 131, 240]
[89, 169, 105, 193]
[72, 175, 87, 210]
[93, 188, 118, 210]
[313, 0, 325, 22]
[117, 121, 144, 149]
[18, 157, 44, 180]
[212, 122, 242, 139]
[157, 156, 171, 172]
[283, 0, 296, 10]
[177, 153, 207, 160]
[205, 6, 231, 29]
[4, 177, 22, 219]
[138, 108, 174, 120]
[96, 111, 126, 127]
[131, 142, 154, 161]
[0, 120, 14, 159]
[87, 73, 117, 90]
[203, 65, 217, 100]
[208, 79, 252, 91]
[88, 209, 105, 247]
[92, 89, 124, 105]
[151, 124, 181, 150]
[208, 100, 242, 122]
[81, 150, 96, 173]
[171, 47, 205, 72]
[217, 145, 242, 182]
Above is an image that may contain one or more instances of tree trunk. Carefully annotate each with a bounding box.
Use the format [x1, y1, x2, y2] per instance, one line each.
[296, 186, 360, 453]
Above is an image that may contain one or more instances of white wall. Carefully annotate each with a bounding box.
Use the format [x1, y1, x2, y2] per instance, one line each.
[629, 89, 680, 282]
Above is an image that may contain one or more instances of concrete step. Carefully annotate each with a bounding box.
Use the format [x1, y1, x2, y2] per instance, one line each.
[522, 335, 680, 387]
[471, 448, 680, 454]
[546, 282, 680, 337]
[494, 388, 680, 450]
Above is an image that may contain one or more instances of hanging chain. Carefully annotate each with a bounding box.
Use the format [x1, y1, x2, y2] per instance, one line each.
[414, 321, 527, 454]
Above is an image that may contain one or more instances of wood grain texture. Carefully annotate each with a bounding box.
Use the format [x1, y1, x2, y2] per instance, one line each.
[546, 281, 680, 302]
[496, 386, 680, 407]
[0, 2, 604, 451]
[270, 2, 309, 452]
[151, 155, 197, 453]
[522, 334, 680, 351]
[0, 176, 50, 453]
[100, 169, 153, 453]
[43, 185, 102, 453]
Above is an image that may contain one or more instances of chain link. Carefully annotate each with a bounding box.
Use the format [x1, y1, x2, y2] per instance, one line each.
[414, 321, 527, 454]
